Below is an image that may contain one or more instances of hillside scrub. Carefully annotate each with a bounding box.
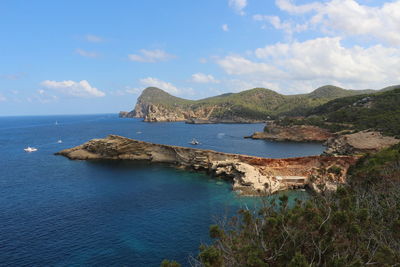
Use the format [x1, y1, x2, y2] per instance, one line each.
[278, 88, 400, 138]
[164, 144, 400, 266]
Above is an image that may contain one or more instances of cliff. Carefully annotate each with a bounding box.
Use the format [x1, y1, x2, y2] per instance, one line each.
[56, 135, 358, 195]
[120, 85, 385, 123]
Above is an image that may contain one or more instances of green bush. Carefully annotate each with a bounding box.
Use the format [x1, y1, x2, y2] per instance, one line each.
[166, 143, 400, 266]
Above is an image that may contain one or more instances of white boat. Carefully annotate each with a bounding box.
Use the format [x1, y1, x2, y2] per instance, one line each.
[24, 147, 38, 152]
[189, 138, 199, 145]
[57, 140, 63, 143]
[55, 121, 58, 125]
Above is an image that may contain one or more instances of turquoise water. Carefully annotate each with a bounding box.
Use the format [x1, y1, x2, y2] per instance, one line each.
[0, 114, 322, 266]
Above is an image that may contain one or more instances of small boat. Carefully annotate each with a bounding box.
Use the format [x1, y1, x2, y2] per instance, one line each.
[55, 121, 58, 125]
[57, 140, 63, 143]
[24, 147, 38, 152]
[136, 131, 142, 134]
[189, 138, 199, 145]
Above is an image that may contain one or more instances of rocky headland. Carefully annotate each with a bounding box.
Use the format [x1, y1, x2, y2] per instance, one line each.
[247, 121, 399, 156]
[247, 122, 334, 142]
[119, 85, 380, 123]
[56, 135, 358, 195]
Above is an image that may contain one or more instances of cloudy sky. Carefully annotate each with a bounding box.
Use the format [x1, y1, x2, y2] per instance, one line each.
[1, 0, 399, 115]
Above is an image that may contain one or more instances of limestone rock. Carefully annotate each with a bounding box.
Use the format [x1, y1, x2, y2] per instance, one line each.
[56, 135, 358, 195]
[324, 131, 400, 155]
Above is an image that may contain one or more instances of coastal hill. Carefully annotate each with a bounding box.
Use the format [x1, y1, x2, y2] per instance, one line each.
[286, 86, 400, 138]
[120, 85, 380, 122]
[249, 87, 400, 155]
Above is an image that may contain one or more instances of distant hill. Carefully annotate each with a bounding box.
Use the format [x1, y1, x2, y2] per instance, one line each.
[120, 85, 399, 123]
[307, 85, 374, 99]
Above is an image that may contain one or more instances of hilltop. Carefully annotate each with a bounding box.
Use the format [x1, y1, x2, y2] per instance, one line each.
[120, 85, 386, 122]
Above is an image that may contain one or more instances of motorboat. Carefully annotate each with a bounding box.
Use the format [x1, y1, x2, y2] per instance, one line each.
[24, 147, 38, 152]
[189, 138, 199, 145]
[57, 140, 63, 143]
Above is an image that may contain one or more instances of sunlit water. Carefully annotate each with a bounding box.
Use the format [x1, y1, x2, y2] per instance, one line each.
[0, 114, 323, 266]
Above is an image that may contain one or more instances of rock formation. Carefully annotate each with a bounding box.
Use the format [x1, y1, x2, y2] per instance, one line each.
[324, 131, 400, 155]
[56, 135, 358, 195]
[248, 122, 334, 142]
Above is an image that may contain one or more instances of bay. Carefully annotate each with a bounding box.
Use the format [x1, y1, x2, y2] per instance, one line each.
[0, 114, 323, 266]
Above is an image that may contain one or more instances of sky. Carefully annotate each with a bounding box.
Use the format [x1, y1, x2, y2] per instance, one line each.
[0, 0, 399, 116]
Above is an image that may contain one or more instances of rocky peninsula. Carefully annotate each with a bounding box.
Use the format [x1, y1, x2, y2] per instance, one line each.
[247, 122, 334, 142]
[56, 135, 358, 195]
[247, 121, 399, 156]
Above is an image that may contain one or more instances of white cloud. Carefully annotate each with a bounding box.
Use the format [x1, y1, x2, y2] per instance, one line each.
[75, 48, 99, 58]
[274, 0, 400, 45]
[217, 37, 400, 93]
[85, 34, 103, 43]
[140, 77, 179, 94]
[229, 0, 247, 15]
[275, 0, 321, 14]
[222, 24, 229, 32]
[0, 93, 6, 102]
[191, 73, 220, 83]
[128, 49, 175, 63]
[33, 90, 59, 103]
[253, 14, 308, 36]
[41, 80, 106, 97]
[217, 55, 284, 76]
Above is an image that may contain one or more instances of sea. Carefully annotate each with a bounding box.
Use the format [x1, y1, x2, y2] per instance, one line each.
[0, 114, 324, 266]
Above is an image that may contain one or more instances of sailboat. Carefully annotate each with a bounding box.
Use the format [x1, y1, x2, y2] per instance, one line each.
[189, 138, 199, 145]
[24, 147, 38, 152]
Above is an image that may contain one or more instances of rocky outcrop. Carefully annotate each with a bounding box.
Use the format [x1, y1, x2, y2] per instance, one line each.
[143, 104, 187, 122]
[248, 122, 334, 142]
[324, 131, 400, 155]
[56, 135, 358, 195]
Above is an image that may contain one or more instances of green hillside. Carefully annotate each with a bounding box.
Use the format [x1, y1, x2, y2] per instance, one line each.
[280, 88, 400, 137]
[134, 85, 388, 121]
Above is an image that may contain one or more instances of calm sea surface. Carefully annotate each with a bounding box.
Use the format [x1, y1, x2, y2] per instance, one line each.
[0, 114, 324, 266]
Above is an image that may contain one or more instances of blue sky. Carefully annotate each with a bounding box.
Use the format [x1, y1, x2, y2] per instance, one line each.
[1, 0, 399, 115]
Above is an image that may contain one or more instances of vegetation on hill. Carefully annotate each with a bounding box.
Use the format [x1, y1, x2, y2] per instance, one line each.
[134, 85, 388, 121]
[163, 143, 400, 266]
[278, 88, 400, 137]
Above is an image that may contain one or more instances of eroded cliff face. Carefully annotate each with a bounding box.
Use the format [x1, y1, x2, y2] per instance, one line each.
[56, 135, 358, 195]
[249, 122, 334, 142]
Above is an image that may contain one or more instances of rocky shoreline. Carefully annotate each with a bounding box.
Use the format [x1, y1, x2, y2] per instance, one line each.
[246, 121, 399, 156]
[56, 135, 358, 196]
[246, 122, 334, 142]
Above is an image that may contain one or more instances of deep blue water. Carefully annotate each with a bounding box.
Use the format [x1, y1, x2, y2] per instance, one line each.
[0, 114, 324, 266]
